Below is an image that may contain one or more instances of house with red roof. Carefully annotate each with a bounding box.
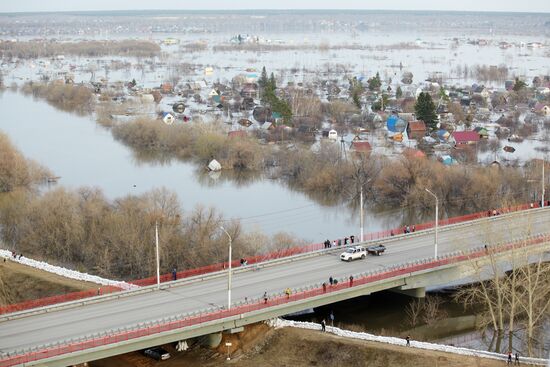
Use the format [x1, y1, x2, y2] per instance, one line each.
[451, 131, 480, 146]
[351, 141, 372, 154]
[407, 120, 427, 140]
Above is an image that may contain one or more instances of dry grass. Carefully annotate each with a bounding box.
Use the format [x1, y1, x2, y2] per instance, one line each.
[0, 259, 96, 305]
[0, 40, 160, 59]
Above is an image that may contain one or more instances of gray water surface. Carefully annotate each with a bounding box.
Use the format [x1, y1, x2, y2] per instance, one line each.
[0, 91, 401, 241]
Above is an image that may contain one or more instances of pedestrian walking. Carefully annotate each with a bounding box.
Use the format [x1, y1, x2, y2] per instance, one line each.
[405, 335, 410, 347]
[263, 291, 268, 304]
[322, 282, 327, 293]
[321, 319, 326, 332]
[349, 275, 354, 287]
[344, 237, 349, 245]
[329, 276, 334, 286]
[285, 288, 292, 298]
[507, 352, 512, 365]
[514, 352, 519, 365]
[172, 267, 177, 281]
[329, 310, 334, 326]
[350, 235, 355, 243]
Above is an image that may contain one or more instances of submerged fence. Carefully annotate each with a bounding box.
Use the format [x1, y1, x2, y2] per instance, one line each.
[0, 202, 542, 316]
[2, 232, 548, 367]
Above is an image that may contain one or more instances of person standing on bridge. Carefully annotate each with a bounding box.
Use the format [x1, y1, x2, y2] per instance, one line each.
[263, 291, 268, 304]
[344, 237, 349, 245]
[322, 282, 327, 293]
[332, 240, 337, 248]
[172, 268, 177, 281]
[349, 275, 353, 287]
[329, 276, 334, 286]
[350, 235, 355, 243]
[411, 225, 415, 233]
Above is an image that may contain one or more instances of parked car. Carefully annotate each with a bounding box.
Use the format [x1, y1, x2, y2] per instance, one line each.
[143, 347, 171, 361]
[367, 244, 386, 256]
[340, 246, 367, 262]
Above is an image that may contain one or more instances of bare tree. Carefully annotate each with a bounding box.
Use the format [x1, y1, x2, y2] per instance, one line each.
[405, 298, 423, 327]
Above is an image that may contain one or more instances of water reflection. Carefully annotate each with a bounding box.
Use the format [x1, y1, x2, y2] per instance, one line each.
[0, 91, 402, 240]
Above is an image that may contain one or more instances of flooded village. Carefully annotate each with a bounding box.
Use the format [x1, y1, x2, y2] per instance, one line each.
[0, 8, 550, 366]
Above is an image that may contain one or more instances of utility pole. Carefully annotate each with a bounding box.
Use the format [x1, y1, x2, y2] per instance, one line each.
[155, 221, 160, 290]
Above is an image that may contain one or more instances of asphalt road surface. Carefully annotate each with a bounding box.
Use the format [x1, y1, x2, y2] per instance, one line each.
[1, 208, 549, 354]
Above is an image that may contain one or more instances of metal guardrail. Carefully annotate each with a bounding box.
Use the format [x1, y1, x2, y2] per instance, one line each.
[1, 232, 549, 367]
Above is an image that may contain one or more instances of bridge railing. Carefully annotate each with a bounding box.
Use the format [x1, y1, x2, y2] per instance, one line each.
[0, 202, 541, 315]
[2, 233, 548, 367]
[132, 202, 539, 286]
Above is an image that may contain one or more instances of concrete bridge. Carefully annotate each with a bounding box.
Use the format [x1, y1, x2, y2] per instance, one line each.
[1, 207, 549, 367]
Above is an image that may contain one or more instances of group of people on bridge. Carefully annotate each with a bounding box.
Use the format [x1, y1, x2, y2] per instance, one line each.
[323, 235, 356, 249]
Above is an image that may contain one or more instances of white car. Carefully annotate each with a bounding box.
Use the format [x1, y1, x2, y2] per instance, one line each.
[340, 246, 367, 262]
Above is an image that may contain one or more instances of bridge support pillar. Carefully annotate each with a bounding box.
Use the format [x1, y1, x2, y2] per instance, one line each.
[198, 332, 222, 348]
[391, 286, 426, 299]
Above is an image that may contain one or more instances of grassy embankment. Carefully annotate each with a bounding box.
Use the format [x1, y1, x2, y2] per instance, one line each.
[91, 323, 508, 367]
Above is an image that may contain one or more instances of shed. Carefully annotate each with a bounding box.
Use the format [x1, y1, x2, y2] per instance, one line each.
[386, 115, 407, 133]
[351, 141, 372, 153]
[407, 120, 427, 139]
[473, 126, 489, 138]
[162, 112, 175, 125]
[207, 159, 222, 171]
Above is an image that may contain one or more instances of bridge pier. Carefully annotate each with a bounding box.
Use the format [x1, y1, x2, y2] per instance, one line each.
[391, 286, 426, 299]
[197, 332, 222, 348]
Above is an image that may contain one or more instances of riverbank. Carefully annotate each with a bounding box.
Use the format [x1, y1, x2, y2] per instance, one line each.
[90, 323, 537, 367]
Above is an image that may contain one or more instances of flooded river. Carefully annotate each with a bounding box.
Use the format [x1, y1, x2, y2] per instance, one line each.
[0, 90, 402, 240]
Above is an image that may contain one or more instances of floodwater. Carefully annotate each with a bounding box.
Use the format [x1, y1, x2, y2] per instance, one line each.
[287, 290, 550, 358]
[0, 90, 402, 241]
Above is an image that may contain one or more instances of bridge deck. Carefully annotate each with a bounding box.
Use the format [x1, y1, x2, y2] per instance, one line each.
[0, 208, 549, 356]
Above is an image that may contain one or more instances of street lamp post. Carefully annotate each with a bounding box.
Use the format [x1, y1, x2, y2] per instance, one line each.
[220, 226, 232, 310]
[360, 185, 364, 242]
[155, 221, 160, 290]
[425, 189, 439, 259]
[542, 158, 545, 208]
